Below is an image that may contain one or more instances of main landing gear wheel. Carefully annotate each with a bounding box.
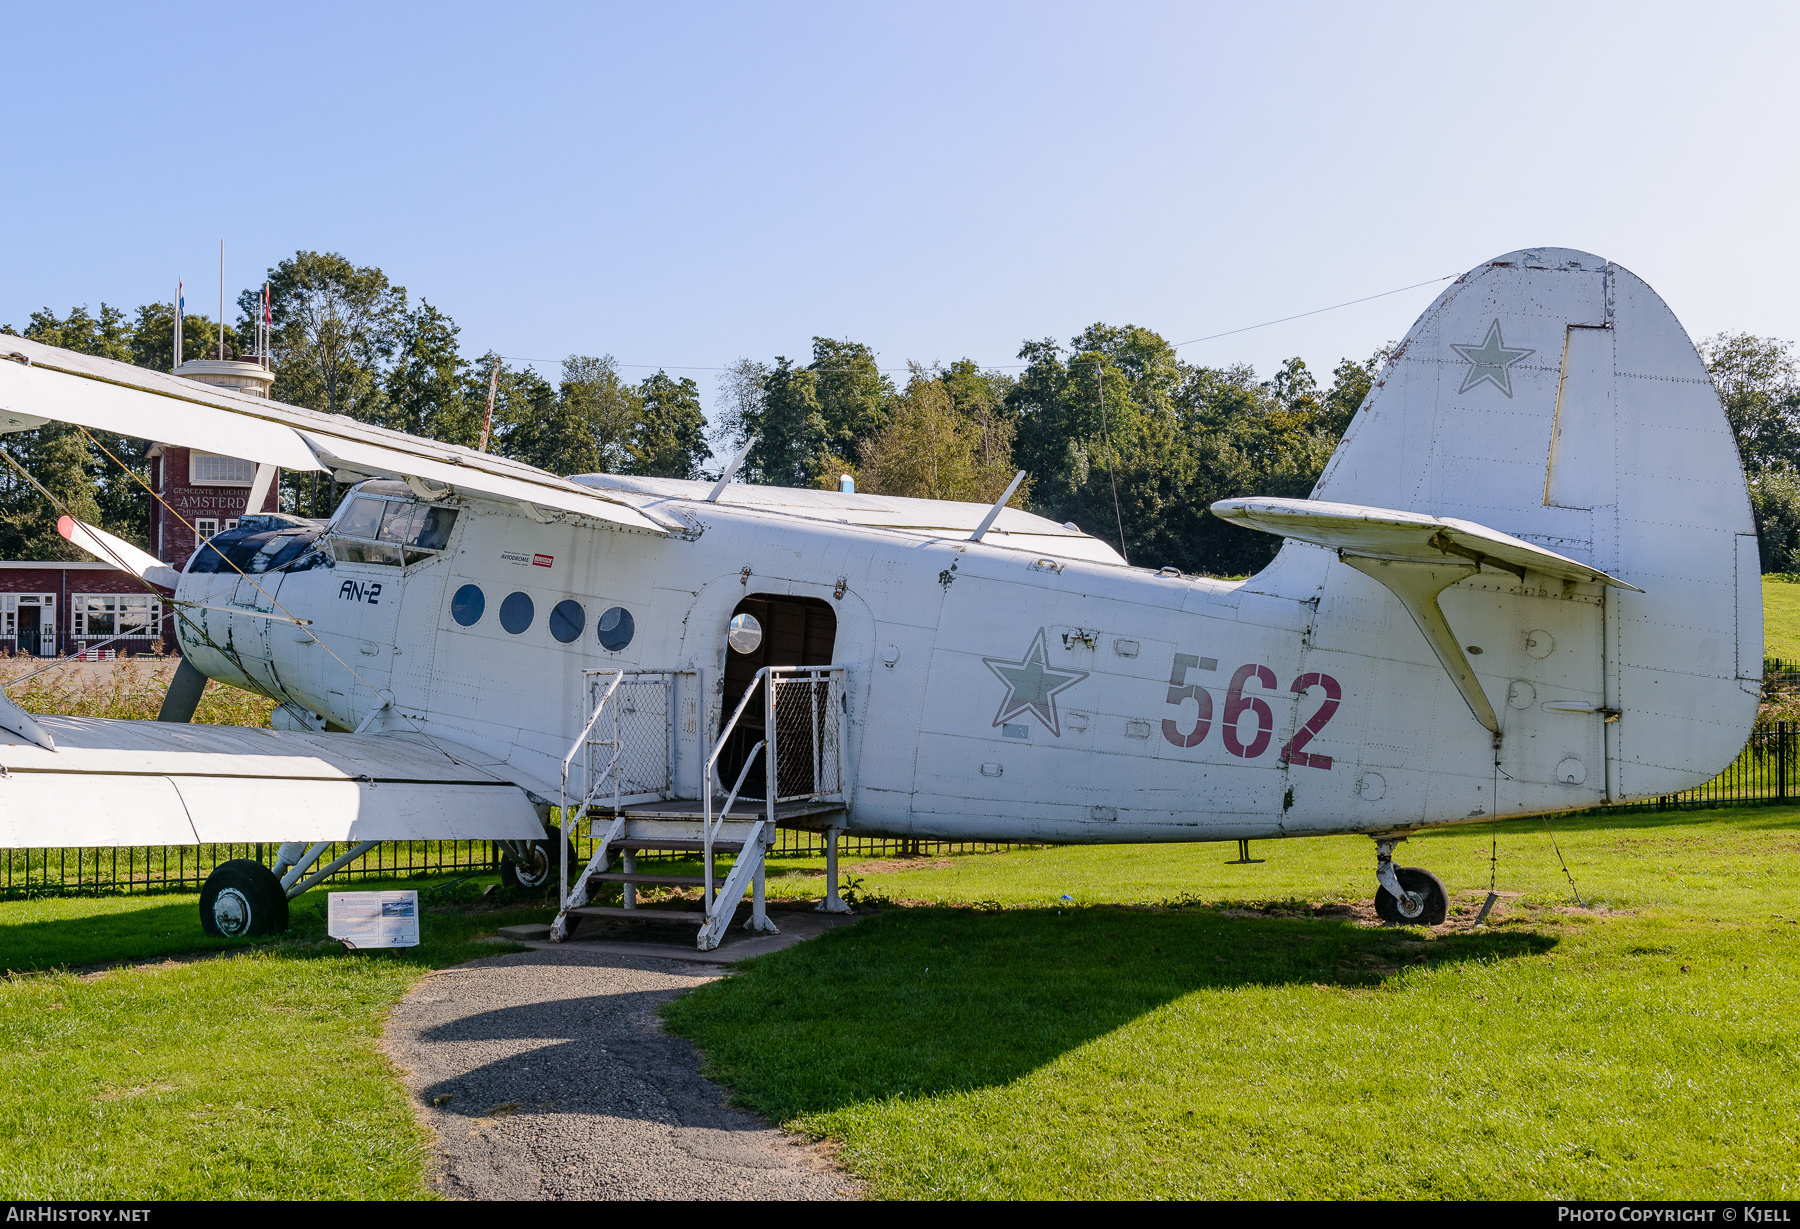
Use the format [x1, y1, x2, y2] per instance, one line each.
[500, 832, 577, 892]
[200, 859, 290, 938]
[1375, 866, 1449, 925]
[1372, 837, 1448, 926]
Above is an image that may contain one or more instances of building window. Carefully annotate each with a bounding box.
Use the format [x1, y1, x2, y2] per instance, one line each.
[74, 594, 161, 638]
[190, 452, 256, 486]
[194, 518, 218, 539]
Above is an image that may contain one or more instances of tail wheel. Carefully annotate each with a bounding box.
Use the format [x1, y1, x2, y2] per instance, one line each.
[1375, 866, 1449, 926]
[500, 832, 578, 891]
[200, 858, 290, 938]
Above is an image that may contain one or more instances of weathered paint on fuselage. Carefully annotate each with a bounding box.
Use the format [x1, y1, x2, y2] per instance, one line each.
[173, 486, 1675, 846]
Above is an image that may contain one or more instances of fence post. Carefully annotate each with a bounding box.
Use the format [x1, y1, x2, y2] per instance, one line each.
[1771, 719, 1785, 806]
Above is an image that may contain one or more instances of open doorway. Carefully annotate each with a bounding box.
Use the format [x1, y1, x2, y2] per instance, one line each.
[716, 594, 836, 797]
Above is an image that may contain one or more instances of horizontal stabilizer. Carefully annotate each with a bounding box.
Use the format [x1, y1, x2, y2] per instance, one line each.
[1210, 497, 1640, 591]
[57, 516, 180, 589]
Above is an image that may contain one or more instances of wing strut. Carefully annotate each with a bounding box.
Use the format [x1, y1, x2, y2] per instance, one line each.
[1337, 556, 1498, 738]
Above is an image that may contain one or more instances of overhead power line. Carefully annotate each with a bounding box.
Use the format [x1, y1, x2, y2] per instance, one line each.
[493, 271, 1457, 376]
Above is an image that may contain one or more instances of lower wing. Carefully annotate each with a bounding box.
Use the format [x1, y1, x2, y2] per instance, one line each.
[0, 718, 545, 847]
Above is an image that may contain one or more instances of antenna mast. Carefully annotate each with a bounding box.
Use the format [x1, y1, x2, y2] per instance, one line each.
[478, 358, 501, 452]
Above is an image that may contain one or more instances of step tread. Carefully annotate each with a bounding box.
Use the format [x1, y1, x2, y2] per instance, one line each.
[568, 906, 707, 923]
[590, 872, 706, 886]
[608, 838, 745, 853]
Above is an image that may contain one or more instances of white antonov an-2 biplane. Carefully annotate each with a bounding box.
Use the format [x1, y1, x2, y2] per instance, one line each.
[0, 247, 1760, 948]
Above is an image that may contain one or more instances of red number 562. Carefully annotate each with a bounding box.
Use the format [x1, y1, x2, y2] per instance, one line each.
[1162, 655, 1341, 769]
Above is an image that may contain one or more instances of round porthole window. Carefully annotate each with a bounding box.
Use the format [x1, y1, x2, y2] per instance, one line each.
[451, 584, 485, 627]
[728, 612, 763, 654]
[499, 591, 535, 635]
[597, 606, 635, 652]
[549, 599, 585, 644]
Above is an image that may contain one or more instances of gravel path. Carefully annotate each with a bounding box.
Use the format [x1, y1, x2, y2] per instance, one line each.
[385, 945, 857, 1200]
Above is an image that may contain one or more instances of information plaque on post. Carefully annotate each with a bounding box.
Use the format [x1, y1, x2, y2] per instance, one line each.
[327, 890, 421, 949]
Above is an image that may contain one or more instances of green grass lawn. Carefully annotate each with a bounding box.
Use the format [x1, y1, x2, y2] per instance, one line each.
[665, 806, 1800, 1200]
[0, 876, 553, 1199]
[2, 806, 1797, 1200]
[1765, 575, 1800, 663]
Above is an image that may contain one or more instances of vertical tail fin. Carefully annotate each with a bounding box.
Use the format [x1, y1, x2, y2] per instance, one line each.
[1307, 248, 1756, 805]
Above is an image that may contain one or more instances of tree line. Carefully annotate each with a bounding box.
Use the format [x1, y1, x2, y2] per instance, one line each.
[7, 249, 1800, 577]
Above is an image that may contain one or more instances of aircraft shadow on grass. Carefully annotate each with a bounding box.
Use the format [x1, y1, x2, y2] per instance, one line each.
[410, 908, 1558, 1121]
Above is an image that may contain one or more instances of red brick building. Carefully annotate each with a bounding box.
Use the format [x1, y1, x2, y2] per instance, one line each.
[3, 357, 280, 658]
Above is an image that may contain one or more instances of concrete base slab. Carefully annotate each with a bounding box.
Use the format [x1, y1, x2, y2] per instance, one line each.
[496, 923, 551, 941]
[524, 905, 863, 965]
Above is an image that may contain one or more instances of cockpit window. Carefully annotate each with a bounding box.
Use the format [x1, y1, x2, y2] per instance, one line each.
[376, 502, 414, 543]
[327, 483, 459, 567]
[336, 497, 385, 540]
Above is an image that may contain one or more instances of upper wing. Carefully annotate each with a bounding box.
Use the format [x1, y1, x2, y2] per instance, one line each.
[0, 338, 669, 534]
[0, 718, 546, 848]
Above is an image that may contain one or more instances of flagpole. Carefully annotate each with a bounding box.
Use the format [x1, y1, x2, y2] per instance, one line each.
[174, 279, 182, 371]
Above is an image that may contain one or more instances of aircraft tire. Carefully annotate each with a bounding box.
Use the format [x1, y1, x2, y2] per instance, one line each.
[1374, 866, 1448, 926]
[200, 859, 290, 938]
[500, 832, 578, 892]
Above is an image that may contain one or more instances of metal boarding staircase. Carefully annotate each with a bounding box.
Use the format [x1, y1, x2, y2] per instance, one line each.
[550, 664, 850, 950]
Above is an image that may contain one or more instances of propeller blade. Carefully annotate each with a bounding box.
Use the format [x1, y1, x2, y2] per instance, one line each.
[57, 516, 180, 589]
[155, 657, 207, 724]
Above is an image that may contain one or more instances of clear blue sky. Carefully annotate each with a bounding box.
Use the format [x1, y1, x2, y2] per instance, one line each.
[5, 1, 1796, 407]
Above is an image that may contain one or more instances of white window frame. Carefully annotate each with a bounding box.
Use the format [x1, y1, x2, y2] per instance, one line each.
[6, 594, 55, 645]
[190, 452, 256, 487]
[73, 593, 162, 639]
[194, 518, 219, 539]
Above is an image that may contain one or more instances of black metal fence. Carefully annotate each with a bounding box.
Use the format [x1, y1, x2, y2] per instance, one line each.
[0, 828, 1024, 900]
[0, 840, 500, 899]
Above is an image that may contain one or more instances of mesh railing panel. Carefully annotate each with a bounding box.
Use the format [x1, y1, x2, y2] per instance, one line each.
[769, 669, 842, 800]
[590, 674, 673, 803]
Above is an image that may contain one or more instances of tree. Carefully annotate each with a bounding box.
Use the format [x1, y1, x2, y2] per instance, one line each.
[633, 371, 708, 479]
[129, 302, 242, 372]
[809, 337, 891, 463]
[556, 354, 639, 475]
[11, 306, 150, 550]
[478, 355, 561, 472]
[708, 357, 768, 477]
[257, 251, 405, 421]
[1701, 333, 1800, 475]
[384, 301, 474, 444]
[1320, 345, 1392, 435]
[1749, 465, 1800, 574]
[859, 363, 1025, 504]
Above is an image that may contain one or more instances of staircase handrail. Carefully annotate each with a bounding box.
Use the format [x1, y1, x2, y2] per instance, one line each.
[558, 670, 628, 907]
[703, 666, 771, 919]
[705, 738, 765, 907]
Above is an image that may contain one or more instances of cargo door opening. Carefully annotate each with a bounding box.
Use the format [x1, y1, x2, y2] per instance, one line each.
[717, 594, 836, 798]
